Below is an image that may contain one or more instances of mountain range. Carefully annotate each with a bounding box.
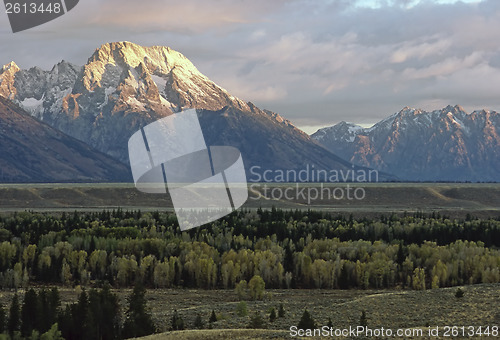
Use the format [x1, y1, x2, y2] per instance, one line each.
[0, 41, 365, 183]
[2, 41, 498, 183]
[312, 105, 500, 182]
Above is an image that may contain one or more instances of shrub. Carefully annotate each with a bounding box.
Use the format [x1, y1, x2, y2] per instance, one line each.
[248, 312, 265, 329]
[194, 313, 204, 329]
[171, 310, 184, 331]
[236, 302, 248, 317]
[235, 280, 248, 300]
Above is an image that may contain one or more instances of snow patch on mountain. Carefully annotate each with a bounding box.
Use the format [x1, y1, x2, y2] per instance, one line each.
[99, 87, 115, 108]
[20, 95, 44, 113]
[151, 75, 166, 94]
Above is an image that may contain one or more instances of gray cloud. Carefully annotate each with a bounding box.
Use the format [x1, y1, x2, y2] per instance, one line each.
[1, 0, 499, 130]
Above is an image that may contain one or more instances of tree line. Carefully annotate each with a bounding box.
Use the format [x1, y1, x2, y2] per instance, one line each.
[0, 209, 497, 290]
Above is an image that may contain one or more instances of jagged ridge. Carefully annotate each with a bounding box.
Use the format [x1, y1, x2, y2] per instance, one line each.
[312, 105, 500, 182]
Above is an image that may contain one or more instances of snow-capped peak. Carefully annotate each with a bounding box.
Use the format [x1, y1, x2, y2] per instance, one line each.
[88, 42, 200, 76]
[76, 41, 247, 111]
[312, 121, 364, 143]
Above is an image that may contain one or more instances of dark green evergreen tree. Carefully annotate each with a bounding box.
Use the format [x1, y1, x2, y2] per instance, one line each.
[72, 289, 92, 340]
[297, 309, 316, 330]
[58, 305, 74, 340]
[35, 288, 60, 334]
[88, 286, 121, 340]
[209, 310, 217, 323]
[8, 293, 20, 336]
[338, 264, 350, 289]
[269, 308, 276, 322]
[99, 284, 122, 340]
[0, 304, 6, 333]
[85, 285, 121, 340]
[37, 288, 50, 333]
[359, 310, 368, 327]
[21, 288, 39, 336]
[278, 303, 285, 318]
[397, 241, 406, 266]
[47, 288, 61, 331]
[122, 284, 155, 338]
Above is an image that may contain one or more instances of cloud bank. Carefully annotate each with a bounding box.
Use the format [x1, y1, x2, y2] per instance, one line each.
[1, 0, 499, 129]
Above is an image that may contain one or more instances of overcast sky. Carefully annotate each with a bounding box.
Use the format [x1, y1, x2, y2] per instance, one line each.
[1, 0, 499, 133]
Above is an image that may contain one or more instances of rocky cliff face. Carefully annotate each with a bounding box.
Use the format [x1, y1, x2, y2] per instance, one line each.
[312, 105, 500, 182]
[0, 62, 20, 99]
[0, 96, 131, 183]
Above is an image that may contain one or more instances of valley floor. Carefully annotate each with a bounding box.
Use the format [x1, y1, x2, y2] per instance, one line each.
[0, 183, 498, 338]
[1, 183, 499, 219]
[142, 285, 500, 339]
[2, 284, 498, 339]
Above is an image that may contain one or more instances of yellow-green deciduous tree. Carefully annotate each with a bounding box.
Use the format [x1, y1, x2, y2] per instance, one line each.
[248, 275, 265, 300]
